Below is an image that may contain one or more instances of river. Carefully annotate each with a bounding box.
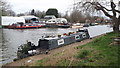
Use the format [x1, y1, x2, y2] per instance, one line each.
[0, 25, 113, 65]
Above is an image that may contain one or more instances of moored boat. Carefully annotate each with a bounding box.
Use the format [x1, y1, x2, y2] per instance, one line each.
[71, 23, 83, 28]
[7, 23, 46, 29]
[58, 25, 70, 28]
[83, 24, 89, 27]
[45, 17, 70, 28]
[15, 29, 90, 60]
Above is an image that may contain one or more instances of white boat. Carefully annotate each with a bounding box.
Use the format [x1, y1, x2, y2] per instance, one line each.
[72, 23, 83, 28]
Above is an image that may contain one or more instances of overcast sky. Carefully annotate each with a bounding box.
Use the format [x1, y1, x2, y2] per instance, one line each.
[7, 0, 119, 15]
[7, 0, 74, 14]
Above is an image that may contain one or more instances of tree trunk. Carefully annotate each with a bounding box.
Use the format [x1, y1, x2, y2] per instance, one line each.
[113, 23, 119, 32]
[113, 17, 119, 32]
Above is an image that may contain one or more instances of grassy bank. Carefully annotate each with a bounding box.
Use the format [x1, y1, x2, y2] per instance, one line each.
[3, 32, 119, 68]
[73, 32, 120, 66]
[34, 32, 120, 67]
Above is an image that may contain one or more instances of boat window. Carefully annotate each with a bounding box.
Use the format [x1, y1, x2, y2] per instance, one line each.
[44, 17, 52, 19]
[58, 39, 64, 45]
[75, 35, 80, 40]
[82, 33, 86, 38]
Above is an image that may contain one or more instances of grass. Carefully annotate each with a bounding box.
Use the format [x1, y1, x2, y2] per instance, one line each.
[34, 32, 120, 66]
[56, 59, 70, 66]
[74, 32, 120, 66]
[36, 58, 50, 66]
[76, 50, 90, 59]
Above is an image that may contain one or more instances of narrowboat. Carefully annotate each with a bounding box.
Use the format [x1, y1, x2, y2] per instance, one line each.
[37, 29, 89, 50]
[16, 29, 90, 59]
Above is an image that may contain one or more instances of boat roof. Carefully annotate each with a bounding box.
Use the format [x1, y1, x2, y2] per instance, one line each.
[40, 32, 85, 40]
[41, 37, 59, 40]
[20, 15, 39, 20]
[1, 16, 25, 25]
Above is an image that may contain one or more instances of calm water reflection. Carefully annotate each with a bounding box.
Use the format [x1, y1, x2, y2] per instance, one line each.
[1, 25, 113, 65]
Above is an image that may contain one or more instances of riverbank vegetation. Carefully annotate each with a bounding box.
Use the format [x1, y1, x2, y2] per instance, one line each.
[35, 32, 120, 67]
[74, 32, 120, 66]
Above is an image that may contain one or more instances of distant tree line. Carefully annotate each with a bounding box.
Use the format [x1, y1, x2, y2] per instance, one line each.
[19, 8, 100, 23]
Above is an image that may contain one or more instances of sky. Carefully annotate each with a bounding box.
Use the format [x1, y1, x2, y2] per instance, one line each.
[7, 0, 74, 14]
[6, 0, 120, 15]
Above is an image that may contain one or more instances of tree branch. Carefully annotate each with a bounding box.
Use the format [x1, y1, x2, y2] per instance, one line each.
[96, 2, 112, 11]
[115, 10, 120, 13]
[111, 2, 117, 16]
[83, 2, 113, 18]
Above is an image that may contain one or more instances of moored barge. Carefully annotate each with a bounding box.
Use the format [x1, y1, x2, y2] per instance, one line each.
[16, 29, 90, 60]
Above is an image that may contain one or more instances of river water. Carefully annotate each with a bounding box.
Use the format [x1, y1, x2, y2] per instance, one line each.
[0, 25, 113, 65]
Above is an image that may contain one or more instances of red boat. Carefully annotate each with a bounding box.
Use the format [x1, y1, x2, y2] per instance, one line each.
[7, 23, 46, 29]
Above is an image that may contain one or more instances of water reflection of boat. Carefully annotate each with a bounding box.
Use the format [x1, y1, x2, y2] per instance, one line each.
[46, 23, 70, 28]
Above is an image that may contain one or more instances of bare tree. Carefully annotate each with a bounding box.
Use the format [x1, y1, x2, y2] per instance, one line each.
[35, 10, 46, 18]
[62, 11, 71, 22]
[6, 9, 16, 16]
[81, 0, 120, 32]
[70, 9, 85, 23]
[0, 0, 13, 16]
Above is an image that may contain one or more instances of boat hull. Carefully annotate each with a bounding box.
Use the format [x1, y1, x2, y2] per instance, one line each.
[7, 25, 45, 29]
[58, 25, 70, 28]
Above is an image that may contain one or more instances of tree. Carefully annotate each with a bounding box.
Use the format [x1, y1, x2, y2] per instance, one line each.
[35, 10, 46, 18]
[0, 0, 14, 16]
[46, 8, 58, 18]
[30, 9, 35, 15]
[6, 9, 16, 16]
[70, 9, 85, 23]
[81, 0, 120, 32]
[62, 11, 71, 22]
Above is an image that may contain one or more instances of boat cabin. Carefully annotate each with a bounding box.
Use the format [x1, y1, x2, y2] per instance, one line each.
[21, 16, 39, 23]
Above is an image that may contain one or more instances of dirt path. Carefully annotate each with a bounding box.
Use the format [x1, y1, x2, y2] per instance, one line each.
[3, 35, 102, 66]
